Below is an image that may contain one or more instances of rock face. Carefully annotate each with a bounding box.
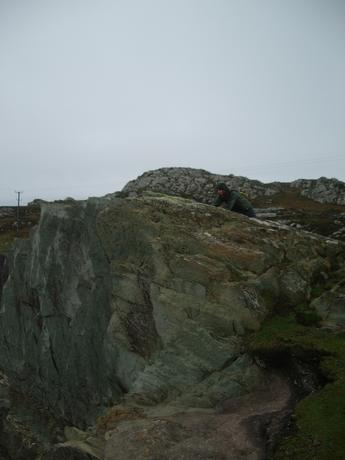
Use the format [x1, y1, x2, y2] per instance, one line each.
[0, 256, 8, 304]
[291, 177, 345, 205]
[0, 202, 118, 427]
[311, 280, 345, 330]
[0, 192, 344, 453]
[0, 190, 345, 458]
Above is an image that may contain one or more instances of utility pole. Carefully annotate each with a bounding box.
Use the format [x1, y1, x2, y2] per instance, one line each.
[14, 191, 23, 234]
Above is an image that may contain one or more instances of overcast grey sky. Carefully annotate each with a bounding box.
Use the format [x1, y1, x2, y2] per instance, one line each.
[1, 0, 345, 205]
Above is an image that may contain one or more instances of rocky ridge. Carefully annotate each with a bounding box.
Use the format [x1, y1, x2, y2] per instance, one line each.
[291, 177, 345, 205]
[121, 168, 345, 240]
[0, 189, 344, 458]
[122, 167, 345, 206]
[121, 168, 278, 204]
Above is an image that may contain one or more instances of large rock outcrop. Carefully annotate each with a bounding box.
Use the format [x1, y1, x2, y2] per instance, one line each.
[291, 177, 345, 205]
[120, 168, 345, 241]
[0, 192, 344, 458]
[121, 167, 345, 205]
[121, 167, 278, 202]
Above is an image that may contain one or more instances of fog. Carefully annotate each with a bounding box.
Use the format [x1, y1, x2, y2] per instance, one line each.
[1, 0, 345, 204]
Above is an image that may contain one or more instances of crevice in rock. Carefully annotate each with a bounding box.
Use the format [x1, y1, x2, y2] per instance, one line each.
[259, 349, 328, 397]
[124, 273, 162, 359]
[21, 287, 42, 331]
[248, 348, 330, 458]
[48, 336, 60, 376]
[245, 408, 293, 460]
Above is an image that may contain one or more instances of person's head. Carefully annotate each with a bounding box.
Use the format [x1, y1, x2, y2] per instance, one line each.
[215, 183, 229, 196]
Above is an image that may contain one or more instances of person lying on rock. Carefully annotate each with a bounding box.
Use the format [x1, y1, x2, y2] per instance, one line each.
[214, 183, 256, 218]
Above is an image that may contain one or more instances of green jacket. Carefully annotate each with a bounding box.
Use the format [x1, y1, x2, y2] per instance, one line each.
[214, 190, 254, 215]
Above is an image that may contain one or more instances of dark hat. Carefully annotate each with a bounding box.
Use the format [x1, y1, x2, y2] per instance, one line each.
[215, 182, 228, 191]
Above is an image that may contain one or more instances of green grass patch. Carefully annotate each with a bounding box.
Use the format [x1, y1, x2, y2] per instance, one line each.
[250, 314, 345, 460]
